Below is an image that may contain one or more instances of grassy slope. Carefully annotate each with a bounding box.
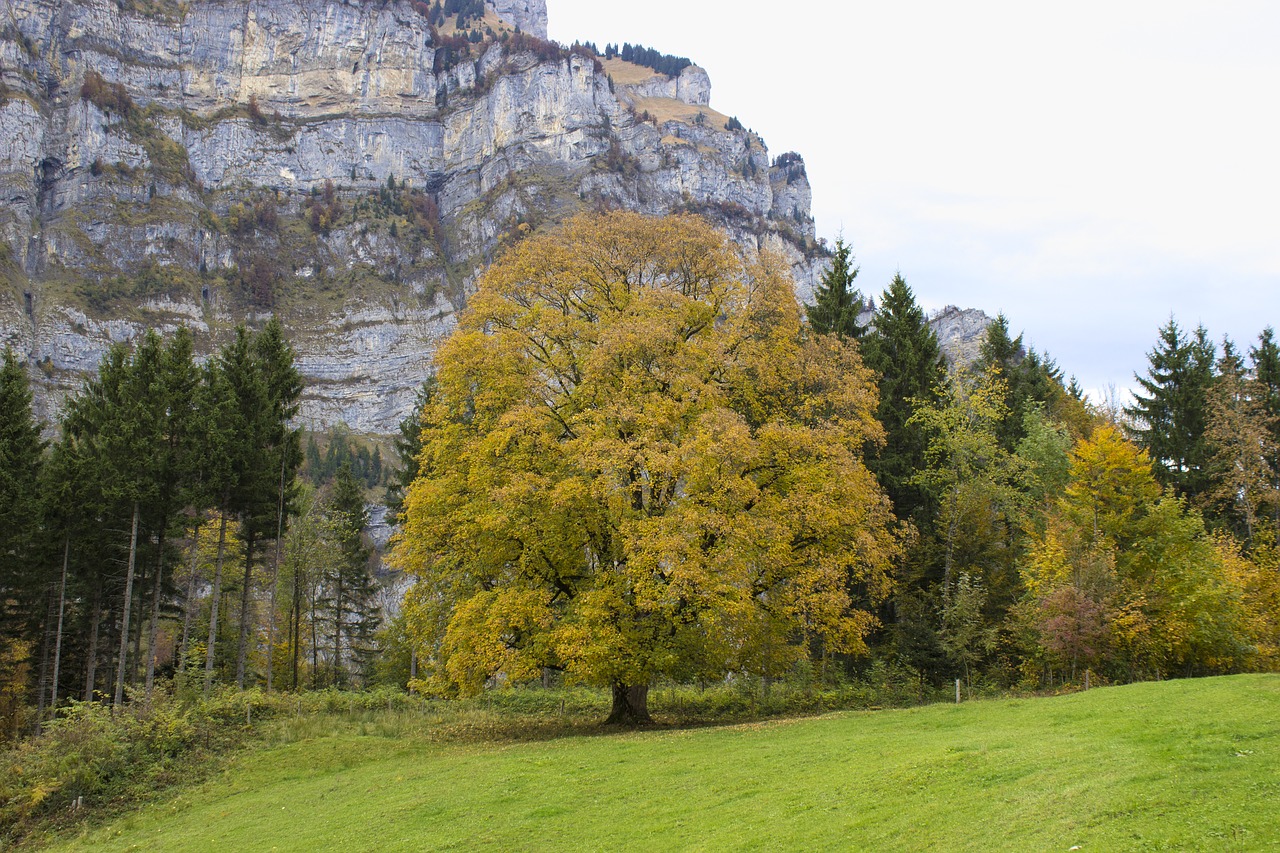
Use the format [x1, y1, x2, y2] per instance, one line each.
[51, 675, 1280, 851]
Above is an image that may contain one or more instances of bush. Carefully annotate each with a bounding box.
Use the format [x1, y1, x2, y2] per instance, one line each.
[0, 688, 246, 844]
[80, 71, 134, 116]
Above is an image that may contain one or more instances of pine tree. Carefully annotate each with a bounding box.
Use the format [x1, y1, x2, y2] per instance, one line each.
[1204, 343, 1273, 545]
[860, 274, 946, 521]
[323, 464, 380, 687]
[804, 237, 865, 340]
[976, 314, 1064, 451]
[250, 317, 303, 692]
[141, 329, 200, 698]
[38, 433, 86, 715]
[60, 334, 169, 709]
[1125, 318, 1217, 500]
[387, 378, 435, 525]
[200, 329, 274, 694]
[1249, 327, 1280, 539]
[0, 347, 47, 709]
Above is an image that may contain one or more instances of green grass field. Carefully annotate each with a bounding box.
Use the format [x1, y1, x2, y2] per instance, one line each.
[48, 675, 1280, 851]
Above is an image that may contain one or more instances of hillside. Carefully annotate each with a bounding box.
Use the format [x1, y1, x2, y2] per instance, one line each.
[0, 0, 826, 433]
[44, 675, 1280, 851]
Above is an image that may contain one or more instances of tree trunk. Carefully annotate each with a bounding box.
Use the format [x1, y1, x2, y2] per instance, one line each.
[50, 537, 70, 711]
[605, 683, 652, 726]
[129, 562, 145, 687]
[290, 564, 301, 691]
[113, 502, 141, 710]
[235, 530, 256, 690]
[178, 529, 201, 672]
[144, 532, 166, 700]
[266, 453, 286, 693]
[84, 584, 102, 701]
[309, 590, 319, 690]
[204, 511, 229, 697]
[35, 580, 57, 729]
[332, 575, 343, 690]
[943, 484, 959, 600]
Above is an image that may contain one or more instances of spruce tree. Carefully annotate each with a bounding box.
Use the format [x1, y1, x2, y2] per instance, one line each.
[1250, 327, 1280, 538]
[323, 464, 380, 687]
[252, 317, 303, 692]
[804, 237, 865, 340]
[141, 329, 200, 697]
[0, 347, 47, 702]
[976, 314, 1064, 451]
[1125, 318, 1217, 500]
[61, 334, 168, 708]
[387, 378, 435, 525]
[860, 274, 946, 521]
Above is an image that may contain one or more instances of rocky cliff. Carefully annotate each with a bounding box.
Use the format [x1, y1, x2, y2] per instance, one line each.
[0, 0, 829, 433]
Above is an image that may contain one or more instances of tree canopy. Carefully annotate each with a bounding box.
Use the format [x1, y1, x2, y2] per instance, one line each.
[804, 237, 865, 340]
[394, 213, 899, 723]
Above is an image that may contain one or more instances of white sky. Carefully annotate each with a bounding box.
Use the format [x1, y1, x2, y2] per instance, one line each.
[548, 1, 1280, 400]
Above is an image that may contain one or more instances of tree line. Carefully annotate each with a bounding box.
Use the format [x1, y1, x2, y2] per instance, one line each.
[3, 213, 1277, 732]
[806, 237, 1280, 687]
[393, 216, 1279, 723]
[0, 319, 384, 736]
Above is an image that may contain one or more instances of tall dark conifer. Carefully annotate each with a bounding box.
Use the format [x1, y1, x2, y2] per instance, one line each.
[141, 329, 199, 698]
[60, 334, 167, 709]
[860, 274, 946, 521]
[0, 348, 47, 706]
[387, 378, 435, 525]
[1125, 318, 1217, 500]
[200, 334, 257, 695]
[1250, 327, 1280, 538]
[323, 464, 380, 687]
[252, 317, 303, 692]
[804, 237, 865, 340]
[975, 314, 1063, 451]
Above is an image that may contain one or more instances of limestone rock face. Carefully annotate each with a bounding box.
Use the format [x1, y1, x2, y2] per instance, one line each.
[0, 0, 825, 433]
[930, 305, 995, 366]
[486, 0, 548, 38]
[613, 64, 711, 107]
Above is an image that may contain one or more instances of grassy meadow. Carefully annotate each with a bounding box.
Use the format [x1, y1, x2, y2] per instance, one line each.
[41, 674, 1280, 851]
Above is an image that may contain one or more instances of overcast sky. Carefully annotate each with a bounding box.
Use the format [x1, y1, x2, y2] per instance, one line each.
[549, 1, 1280, 400]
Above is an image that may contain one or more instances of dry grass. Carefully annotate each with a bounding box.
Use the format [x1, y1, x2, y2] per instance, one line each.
[602, 57, 659, 85]
[632, 96, 731, 130]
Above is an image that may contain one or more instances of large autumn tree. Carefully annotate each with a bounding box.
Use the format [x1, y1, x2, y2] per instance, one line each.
[394, 213, 899, 724]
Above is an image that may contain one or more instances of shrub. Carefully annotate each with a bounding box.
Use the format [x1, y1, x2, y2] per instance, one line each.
[79, 71, 133, 115]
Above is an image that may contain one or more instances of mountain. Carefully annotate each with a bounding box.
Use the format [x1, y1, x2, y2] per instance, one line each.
[0, 0, 830, 432]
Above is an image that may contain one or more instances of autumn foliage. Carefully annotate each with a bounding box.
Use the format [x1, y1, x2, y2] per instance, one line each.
[393, 213, 899, 721]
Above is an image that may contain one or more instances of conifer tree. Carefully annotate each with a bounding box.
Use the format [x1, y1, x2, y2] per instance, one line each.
[976, 314, 1064, 451]
[387, 378, 435, 525]
[323, 464, 380, 687]
[0, 347, 47, 702]
[1125, 319, 1217, 500]
[1249, 327, 1280, 538]
[141, 329, 199, 698]
[804, 237, 865, 340]
[60, 334, 169, 709]
[200, 330, 270, 694]
[38, 434, 85, 714]
[252, 317, 303, 692]
[1204, 344, 1273, 546]
[860, 274, 946, 521]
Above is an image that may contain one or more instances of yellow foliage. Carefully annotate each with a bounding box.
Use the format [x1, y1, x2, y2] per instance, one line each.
[392, 213, 899, 692]
[1063, 426, 1160, 546]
